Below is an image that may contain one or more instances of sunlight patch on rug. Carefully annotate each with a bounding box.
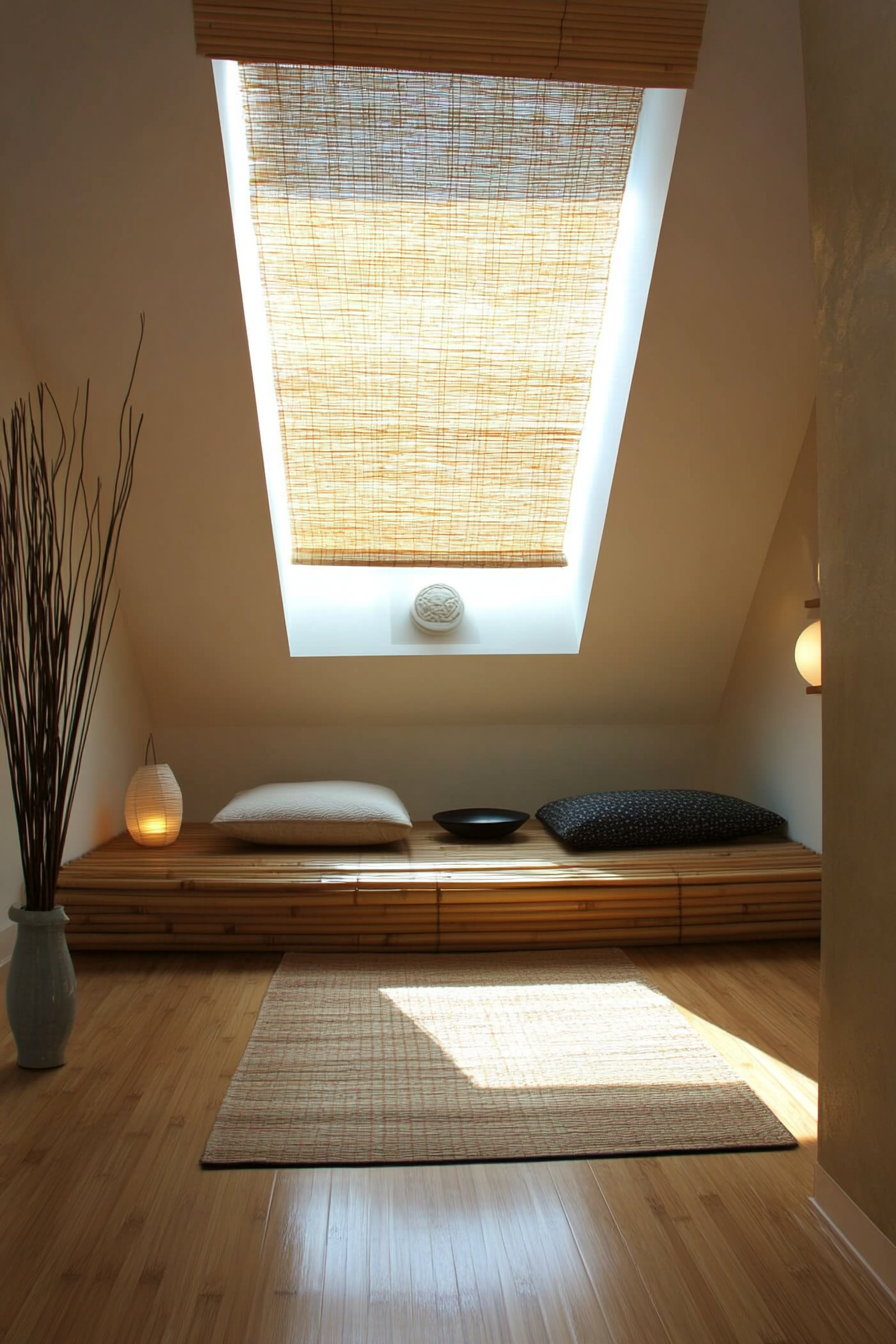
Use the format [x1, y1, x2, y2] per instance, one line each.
[379, 981, 721, 1089]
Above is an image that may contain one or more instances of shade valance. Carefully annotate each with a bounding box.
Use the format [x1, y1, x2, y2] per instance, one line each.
[196, 1, 706, 89]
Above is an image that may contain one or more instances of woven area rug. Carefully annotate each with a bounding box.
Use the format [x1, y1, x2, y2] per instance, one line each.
[202, 950, 796, 1166]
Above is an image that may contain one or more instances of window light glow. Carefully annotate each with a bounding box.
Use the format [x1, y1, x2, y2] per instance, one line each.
[214, 62, 685, 655]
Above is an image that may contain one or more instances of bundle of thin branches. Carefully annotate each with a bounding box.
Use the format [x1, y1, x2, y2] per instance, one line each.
[0, 317, 145, 911]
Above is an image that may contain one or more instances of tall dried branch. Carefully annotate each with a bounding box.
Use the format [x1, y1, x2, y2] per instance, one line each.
[0, 317, 145, 910]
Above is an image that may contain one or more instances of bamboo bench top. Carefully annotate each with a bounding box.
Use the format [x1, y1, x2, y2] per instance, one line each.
[58, 821, 821, 893]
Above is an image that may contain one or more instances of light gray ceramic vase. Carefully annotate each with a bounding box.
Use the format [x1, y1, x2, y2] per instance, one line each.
[6, 905, 77, 1068]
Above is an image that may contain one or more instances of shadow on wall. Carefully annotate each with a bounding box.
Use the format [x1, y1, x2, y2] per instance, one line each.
[712, 413, 822, 852]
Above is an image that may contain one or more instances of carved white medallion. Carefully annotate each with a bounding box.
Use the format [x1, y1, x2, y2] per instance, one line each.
[411, 583, 465, 634]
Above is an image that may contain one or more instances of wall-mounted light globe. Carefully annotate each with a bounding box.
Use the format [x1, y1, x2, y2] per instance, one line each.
[125, 763, 183, 847]
[794, 619, 822, 689]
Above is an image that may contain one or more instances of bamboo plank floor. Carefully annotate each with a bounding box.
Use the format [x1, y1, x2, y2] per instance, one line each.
[1, 941, 893, 1343]
[58, 821, 822, 952]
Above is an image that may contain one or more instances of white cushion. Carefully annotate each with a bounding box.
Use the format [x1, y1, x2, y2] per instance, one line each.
[211, 780, 413, 846]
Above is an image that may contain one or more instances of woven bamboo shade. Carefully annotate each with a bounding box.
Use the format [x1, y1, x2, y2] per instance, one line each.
[241, 65, 641, 567]
[125, 765, 184, 848]
[196, 2, 707, 90]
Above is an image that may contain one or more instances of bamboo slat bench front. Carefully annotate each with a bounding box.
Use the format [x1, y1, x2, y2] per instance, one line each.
[57, 822, 822, 953]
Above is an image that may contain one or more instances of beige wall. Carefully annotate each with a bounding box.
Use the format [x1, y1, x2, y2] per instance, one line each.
[0, 259, 34, 396]
[713, 414, 822, 850]
[802, 0, 896, 1243]
[0, 264, 152, 947]
[0, 0, 821, 952]
[0, 0, 815, 905]
[164, 723, 714, 824]
[62, 619, 153, 865]
[0, 0, 816, 732]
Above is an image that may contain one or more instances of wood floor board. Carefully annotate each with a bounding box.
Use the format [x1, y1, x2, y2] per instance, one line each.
[681, 1155, 895, 1344]
[601, 1154, 793, 1344]
[590, 1155, 745, 1344]
[488, 1159, 626, 1343]
[460, 1162, 578, 1344]
[411, 1164, 519, 1344]
[311, 1166, 372, 1344]
[544, 1160, 675, 1344]
[380, 1166, 469, 1344]
[242, 1168, 332, 1344]
[1, 941, 893, 1344]
[0, 955, 276, 1344]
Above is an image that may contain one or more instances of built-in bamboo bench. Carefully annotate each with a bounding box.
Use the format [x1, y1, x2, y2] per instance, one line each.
[57, 821, 822, 952]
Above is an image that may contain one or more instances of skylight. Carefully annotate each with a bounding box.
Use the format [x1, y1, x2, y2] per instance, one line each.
[214, 62, 684, 655]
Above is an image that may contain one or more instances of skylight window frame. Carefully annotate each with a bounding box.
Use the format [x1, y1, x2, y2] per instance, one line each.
[214, 61, 684, 657]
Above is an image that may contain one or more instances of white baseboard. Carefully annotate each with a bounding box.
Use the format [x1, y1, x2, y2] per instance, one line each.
[812, 1164, 896, 1303]
[0, 923, 14, 967]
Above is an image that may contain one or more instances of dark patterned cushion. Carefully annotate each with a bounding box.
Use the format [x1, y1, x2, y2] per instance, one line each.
[535, 789, 786, 851]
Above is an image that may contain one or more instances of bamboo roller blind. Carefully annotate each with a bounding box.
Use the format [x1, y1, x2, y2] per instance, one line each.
[197, 2, 707, 90]
[241, 65, 641, 567]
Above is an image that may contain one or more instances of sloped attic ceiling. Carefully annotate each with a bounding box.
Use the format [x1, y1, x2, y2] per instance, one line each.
[0, 0, 815, 729]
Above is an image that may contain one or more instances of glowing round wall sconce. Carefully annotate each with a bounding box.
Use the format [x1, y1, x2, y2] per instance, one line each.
[125, 735, 183, 846]
[795, 618, 822, 694]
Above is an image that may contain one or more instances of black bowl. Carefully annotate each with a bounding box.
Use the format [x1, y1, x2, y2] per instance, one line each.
[432, 808, 530, 840]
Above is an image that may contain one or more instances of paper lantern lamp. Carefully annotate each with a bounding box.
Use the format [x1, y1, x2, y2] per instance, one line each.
[125, 759, 183, 847]
[794, 619, 822, 693]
